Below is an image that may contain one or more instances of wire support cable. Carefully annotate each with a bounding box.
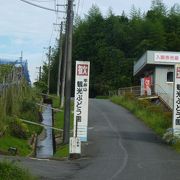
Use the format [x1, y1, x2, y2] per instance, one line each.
[19, 0, 65, 13]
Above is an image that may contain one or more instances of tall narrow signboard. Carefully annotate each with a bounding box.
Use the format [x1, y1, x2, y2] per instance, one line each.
[73, 61, 90, 142]
[173, 64, 180, 133]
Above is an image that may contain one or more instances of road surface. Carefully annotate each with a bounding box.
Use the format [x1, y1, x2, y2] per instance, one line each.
[2, 99, 180, 180]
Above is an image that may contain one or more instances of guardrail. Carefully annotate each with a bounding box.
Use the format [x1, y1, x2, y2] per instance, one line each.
[109, 84, 173, 110]
[109, 86, 141, 97]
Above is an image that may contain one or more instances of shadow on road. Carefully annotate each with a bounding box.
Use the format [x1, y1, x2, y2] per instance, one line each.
[119, 131, 163, 144]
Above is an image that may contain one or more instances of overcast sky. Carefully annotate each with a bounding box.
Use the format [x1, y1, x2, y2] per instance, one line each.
[0, 0, 179, 82]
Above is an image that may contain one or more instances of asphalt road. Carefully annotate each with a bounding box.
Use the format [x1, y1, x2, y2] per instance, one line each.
[2, 99, 180, 180]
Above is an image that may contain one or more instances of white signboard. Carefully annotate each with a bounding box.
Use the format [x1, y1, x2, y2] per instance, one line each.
[154, 52, 180, 63]
[73, 61, 90, 142]
[173, 64, 180, 131]
[69, 137, 81, 154]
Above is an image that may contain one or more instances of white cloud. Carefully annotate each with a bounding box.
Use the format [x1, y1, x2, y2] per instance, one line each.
[0, 0, 64, 82]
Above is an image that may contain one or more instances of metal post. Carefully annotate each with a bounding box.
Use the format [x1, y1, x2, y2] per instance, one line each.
[57, 22, 64, 97]
[47, 46, 51, 95]
[63, 0, 74, 144]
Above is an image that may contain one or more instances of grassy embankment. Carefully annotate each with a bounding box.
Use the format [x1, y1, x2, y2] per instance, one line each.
[0, 161, 37, 180]
[110, 94, 180, 152]
[0, 82, 42, 156]
[52, 96, 73, 158]
[111, 94, 171, 136]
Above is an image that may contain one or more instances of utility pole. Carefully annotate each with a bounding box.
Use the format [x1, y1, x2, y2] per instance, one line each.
[63, 0, 74, 144]
[20, 51, 23, 81]
[60, 22, 68, 108]
[57, 22, 64, 97]
[36, 66, 42, 81]
[39, 66, 42, 81]
[20, 51, 23, 61]
[47, 46, 51, 95]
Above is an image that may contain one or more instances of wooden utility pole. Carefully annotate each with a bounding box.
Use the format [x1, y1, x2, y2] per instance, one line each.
[60, 22, 68, 109]
[63, 0, 74, 144]
[47, 46, 51, 95]
[57, 22, 64, 97]
[39, 66, 42, 81]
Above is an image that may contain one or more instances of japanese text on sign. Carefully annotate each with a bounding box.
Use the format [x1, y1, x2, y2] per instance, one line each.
[74, 61, 90, 142]
[173, 64, 180, 130]
[155, 52, 180, 63]
[77, 64, 88, 76]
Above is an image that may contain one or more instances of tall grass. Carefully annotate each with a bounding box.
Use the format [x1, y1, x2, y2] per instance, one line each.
[0, 80, 42, 155]
[52, 96, 74, 158]
[0, 161, 37, 180]
[111, 95, 172, 136]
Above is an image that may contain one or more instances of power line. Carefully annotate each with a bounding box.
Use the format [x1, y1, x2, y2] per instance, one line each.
[30, 0, 55, 2]
[80, 0, 84, 17]
[19, 0, 65, 13]
[76, 0, 80, 16]
[48, 25, 54, 46]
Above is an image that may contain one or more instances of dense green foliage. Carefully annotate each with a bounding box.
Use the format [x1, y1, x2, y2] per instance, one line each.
[35, 0, 180, 96]
[0, 161, 37, 180]
[0, 65, 13, 83]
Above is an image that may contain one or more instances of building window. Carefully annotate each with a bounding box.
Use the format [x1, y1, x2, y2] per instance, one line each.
[167, 72, 173, 82]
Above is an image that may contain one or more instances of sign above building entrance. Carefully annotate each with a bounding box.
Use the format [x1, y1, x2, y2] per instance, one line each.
[154, 52, 180, 63]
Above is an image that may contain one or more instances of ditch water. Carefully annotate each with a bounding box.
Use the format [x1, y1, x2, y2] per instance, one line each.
[36, 104, 54, 158]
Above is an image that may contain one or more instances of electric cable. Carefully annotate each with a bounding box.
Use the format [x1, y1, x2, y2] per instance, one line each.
[19, 0, 65, 13]
[30, 0, 54, 2]
[80, 0, 84, 17]
[48, 25, 55, 47]
[76, 0, 80, 16]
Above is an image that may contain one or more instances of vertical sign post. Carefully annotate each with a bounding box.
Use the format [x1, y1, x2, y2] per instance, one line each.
[173, 64, 180, 134]
[74, 61, 90, 142]
[70, 61, 90, 157]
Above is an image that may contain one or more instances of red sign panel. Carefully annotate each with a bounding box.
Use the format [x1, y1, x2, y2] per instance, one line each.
[77, 64, 88, 76]
[144, 77, 152, 96]
[176, 67, 180, 78]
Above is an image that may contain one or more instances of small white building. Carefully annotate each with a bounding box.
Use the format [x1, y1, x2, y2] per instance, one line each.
[134, 50, 180, 109]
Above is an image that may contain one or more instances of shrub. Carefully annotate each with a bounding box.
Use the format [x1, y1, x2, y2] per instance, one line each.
[138, 99, 151, 108]
[9, 118, 29, 139]
[164, 112, 172, 120]
[146, 105, 163, 114]
[124, 92, 136, 100]
[20, 99, 36, 113]
[0, 161, 37, 180]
